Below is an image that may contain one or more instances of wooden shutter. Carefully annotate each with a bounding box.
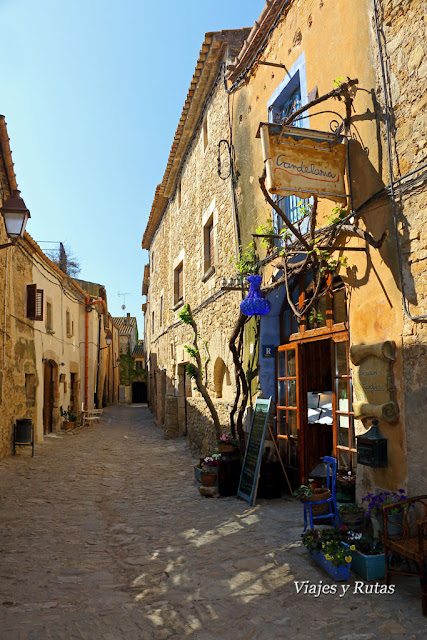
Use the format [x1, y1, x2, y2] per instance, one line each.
[27, 284, 36, 318]
[28, 285, 44, 320]
[35, 290, 43, 321]
[209, 223, 214, 268]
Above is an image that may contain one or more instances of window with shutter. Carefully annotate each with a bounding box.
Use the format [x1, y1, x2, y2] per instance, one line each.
[27, 284, 44, 320]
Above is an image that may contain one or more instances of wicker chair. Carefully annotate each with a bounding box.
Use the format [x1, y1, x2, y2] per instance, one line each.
[383, 495, 427, 616]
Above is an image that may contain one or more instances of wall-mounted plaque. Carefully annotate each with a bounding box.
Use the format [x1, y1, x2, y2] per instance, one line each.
[350, 341, 398, 422]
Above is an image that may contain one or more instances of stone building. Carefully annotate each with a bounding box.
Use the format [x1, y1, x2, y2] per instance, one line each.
[142, 29, 250, 454]
[0, 117, 117, 459]
[224, 0, 425, 497]
[143, 0, 425, 498]
[112, 314, 145, 403]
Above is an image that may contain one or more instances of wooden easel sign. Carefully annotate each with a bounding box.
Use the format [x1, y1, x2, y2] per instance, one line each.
[237, 397, 272, 506]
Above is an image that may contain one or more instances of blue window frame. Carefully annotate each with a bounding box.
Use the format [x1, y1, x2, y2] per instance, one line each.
[267, 53, 311, 239]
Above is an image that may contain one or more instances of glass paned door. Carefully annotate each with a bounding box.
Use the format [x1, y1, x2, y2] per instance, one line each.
[332, 339, 356, 471]
[277, 343, 301, 483]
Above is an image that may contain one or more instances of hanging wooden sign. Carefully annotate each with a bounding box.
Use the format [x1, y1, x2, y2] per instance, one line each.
[258, 123, 347, 203]
[237, 397, 272, 506]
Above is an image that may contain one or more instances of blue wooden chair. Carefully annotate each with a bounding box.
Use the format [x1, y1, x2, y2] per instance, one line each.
[302, 456, 341, 531]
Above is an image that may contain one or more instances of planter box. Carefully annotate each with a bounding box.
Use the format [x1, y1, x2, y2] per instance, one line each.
[307, 549, 351, 581]
[342, 542, 385, 580]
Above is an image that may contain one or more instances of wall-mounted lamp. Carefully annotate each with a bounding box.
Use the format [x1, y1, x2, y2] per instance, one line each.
[113, 357, 120, 369]
[99, 329, 113, 350]
[0, 190, 30, 250]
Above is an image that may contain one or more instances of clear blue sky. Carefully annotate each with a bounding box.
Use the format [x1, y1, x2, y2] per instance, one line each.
[1, 0, 264, 336]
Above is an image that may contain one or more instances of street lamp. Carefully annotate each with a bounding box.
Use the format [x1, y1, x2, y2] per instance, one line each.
[0, 190, 30, 249]
[99, 329, 113, 350]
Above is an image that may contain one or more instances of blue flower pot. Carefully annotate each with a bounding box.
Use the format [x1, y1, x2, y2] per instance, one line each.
[307, 549, 351, 581]
[341, 542, 385, 580]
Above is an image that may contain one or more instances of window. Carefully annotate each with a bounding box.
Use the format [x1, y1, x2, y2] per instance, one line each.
[26, 284, 43, 320]
[159, 296, 163, 327]
[25, 373, 36, 403]
[46, 302, 53, 332]
[152, 311, 155, 333]
[174, 262, 184, 305]
[267, 54, 310, 239]
[203, 217, 214, 274]
[151, 251, 154, 273]
[66, 310, 73, 337]
[135, 361, 143, 371]
[334, 341, 356, 472]
[203, 114, 208, 152]
[280, 275, 347, 342]
[177, 179, 182, 210]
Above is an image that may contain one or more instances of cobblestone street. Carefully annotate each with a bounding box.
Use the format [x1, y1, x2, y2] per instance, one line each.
[0, 406, 425, 639]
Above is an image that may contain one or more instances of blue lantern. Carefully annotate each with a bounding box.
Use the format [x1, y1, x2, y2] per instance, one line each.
[240, 275, 271, 316]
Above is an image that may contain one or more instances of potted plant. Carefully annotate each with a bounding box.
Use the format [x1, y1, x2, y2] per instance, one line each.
[200, 454, 221, 487]
[336, 470, 356, 502]
[218, 433, 239, 453]
[294, 482, 331, 516]
[302, 528, 352, 581]
[341, 531, 385, 580]
[362, 489, 408, 537]
[60, 406, 78, 430]
[338, 503, 365, 532]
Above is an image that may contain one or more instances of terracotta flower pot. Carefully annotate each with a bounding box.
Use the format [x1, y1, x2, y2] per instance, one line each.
[63, 420, 76, 430]
[201, 473, 217, 487]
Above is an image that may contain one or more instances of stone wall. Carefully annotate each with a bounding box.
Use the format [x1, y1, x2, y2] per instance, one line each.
[375, 0, 427, 495]
[186, 398, 235, 457]
[145, 55, 243, 455]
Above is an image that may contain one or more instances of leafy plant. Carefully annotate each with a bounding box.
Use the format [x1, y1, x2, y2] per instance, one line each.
[201, 453, 221, 472]
[255, 218, 276, 251]
[219, 433, 239, 447]
[60, 406, 77, 422]
[184, 345, 199, 359]
[338, 503, 362, 514]
[345, 532, 384, 556]
[179, 304, 193, 325]
[293, 482, 315, 499]
[232, 242, 259, 276]
[328, 205, 348, 225]
[302, 528, 352, 567]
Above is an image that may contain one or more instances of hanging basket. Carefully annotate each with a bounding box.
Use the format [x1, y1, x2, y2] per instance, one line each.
[302, 488, 331, 516]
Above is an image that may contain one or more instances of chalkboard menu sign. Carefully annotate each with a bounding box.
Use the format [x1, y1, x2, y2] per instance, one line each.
[237, 397, 272, 505]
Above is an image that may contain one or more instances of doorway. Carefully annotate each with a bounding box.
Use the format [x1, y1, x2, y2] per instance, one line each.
[276, 334, 355, 487]
[132, 381, 147, 403]
[43, 360, 55, 434]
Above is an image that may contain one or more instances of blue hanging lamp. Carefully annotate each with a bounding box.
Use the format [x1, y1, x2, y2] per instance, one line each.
[240, 275, 271, 316]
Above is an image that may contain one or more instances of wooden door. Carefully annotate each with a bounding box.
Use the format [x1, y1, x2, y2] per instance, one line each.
[43, 361, 53, 434]
[277, 343, 303, 487]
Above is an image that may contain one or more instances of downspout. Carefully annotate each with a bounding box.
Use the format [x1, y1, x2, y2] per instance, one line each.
[3, 246, 9, 369]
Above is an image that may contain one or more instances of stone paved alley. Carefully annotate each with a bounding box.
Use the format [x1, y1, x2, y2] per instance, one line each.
[0, 406, 425, 639]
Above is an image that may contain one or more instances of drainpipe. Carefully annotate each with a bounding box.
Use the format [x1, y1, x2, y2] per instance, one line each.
[84, 297, 108, 410]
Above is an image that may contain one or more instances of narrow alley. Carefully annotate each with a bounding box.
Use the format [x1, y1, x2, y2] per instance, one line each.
[0, 406, 425, 639]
